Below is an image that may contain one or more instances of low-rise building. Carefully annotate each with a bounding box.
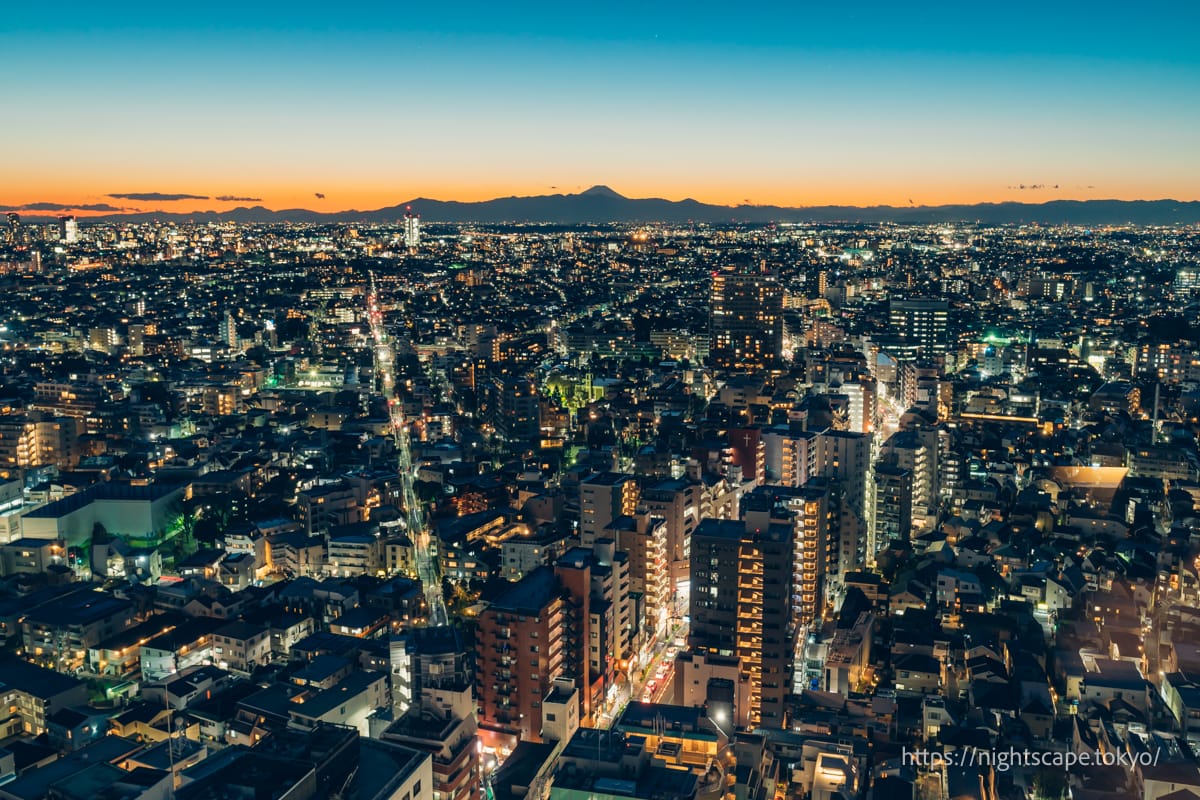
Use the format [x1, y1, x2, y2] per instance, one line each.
[0, 658, 89, 737]
[212, 620, 271, 673]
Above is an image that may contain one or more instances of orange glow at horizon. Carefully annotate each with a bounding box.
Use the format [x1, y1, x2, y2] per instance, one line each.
[2, 177, 1192, 219]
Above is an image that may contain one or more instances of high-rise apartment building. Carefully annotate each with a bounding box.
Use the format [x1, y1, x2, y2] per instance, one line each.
[404, 207, 421, 250]
[742, 484, 834, 630]
[555, 544, 633, 717]
[219, 311, 238, 351]
[640, 476, 703, 593]
[59, 215, 79, 243]
[735, 522, 794, 727]
[879, 424, 940, 531]
[383, 626, 481, 800]
[0, 413, 80, 477]
[761, 427, 819, 487]
[816, 430, 872, 524]
[689, 519, 743, 656]
[870, 464, 913, 552]
[689, 517, 794, 727]
[608, 511, 670, 639]
[474, 567, 568, 749]
[483, 376, 539, 446]
[390, 625, 473, 717]
[709, 270, 784, 370]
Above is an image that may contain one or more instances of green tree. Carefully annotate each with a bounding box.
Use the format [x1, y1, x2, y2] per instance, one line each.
[1032, 767, 1068, 800]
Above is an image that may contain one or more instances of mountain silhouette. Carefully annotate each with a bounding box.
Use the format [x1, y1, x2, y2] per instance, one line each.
[44, 188, 1200, 226]
[578, 185, 626, 199]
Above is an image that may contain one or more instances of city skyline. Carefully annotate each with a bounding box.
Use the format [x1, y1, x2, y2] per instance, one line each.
[5, 2, 1200, 792]
[3, 1, 1199, 214]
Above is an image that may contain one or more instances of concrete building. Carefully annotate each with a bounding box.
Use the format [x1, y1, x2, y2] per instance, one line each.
[762, 427, 820, 488]
[0, 538, 65, 576]
[297, 481, 361, 535]
[0, 658, 89, 737]
[327, 534, 382, 577]
[389, 625, 473, 718]
[556, 543, 635, 711]
[709, 269, 785, 370]
[485, 376, 540, 446]
[500, 529, 568, 582]
[139, 616, 226, 680]
[871, 464, 913, 552]
[286, 670, 388, 736]
[690, 517, 796, 727]
[380, 682, 481, 800]
[0, 413, 79, 478]
[888, 298, 949, 359]
[20, 482, 185, 548]
[579, 472, 638, 547]
[21, 587, 135, 672]
[689, 519, 743, 656]
[212, 620, 271, 673]
[743, 484, 834, 630]
[608, 512, 670, 641]
[474, 567, 569, 751]
[878, 425, 939, 532]
[640, 477, 704, 593]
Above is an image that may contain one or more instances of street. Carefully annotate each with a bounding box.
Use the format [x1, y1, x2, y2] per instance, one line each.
[597, 619, 688, 728]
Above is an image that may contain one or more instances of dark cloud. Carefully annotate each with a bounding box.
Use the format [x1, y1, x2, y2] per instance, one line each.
[216, 195, 262, 203]
[79, 203, 129, 212]
[107, 192, 209, 201]
[314, 192, 326, 199]
[0, 202, 127, 212]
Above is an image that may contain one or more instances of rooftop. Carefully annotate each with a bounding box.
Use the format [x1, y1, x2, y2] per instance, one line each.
[0, 657, 86, 698]
[22, 587, 132, 627]
[24, 482, 182, 518]
[489, 565, 560, 615]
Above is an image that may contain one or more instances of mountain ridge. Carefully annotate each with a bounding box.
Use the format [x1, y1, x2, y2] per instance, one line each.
[22, 187, 1200, 225]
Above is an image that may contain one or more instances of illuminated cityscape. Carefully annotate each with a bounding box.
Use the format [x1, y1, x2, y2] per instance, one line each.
[3, 2, 1200, 799]
[0, 213, 1198, 800]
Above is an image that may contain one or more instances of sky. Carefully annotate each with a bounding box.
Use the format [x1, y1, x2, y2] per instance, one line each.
[2, 0, 1198, 215]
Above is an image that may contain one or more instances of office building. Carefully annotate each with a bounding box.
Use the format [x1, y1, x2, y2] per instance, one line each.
[888, 298, 949, 359]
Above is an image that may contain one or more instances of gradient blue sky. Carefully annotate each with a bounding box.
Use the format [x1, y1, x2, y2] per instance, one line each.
[3, 0, 1198, 212]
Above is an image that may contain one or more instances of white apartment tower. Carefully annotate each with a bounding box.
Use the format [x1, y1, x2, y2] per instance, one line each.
[403, 207, 421, 250]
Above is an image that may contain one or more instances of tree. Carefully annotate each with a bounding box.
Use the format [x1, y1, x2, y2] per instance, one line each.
[1032, 766, 1068, 800]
